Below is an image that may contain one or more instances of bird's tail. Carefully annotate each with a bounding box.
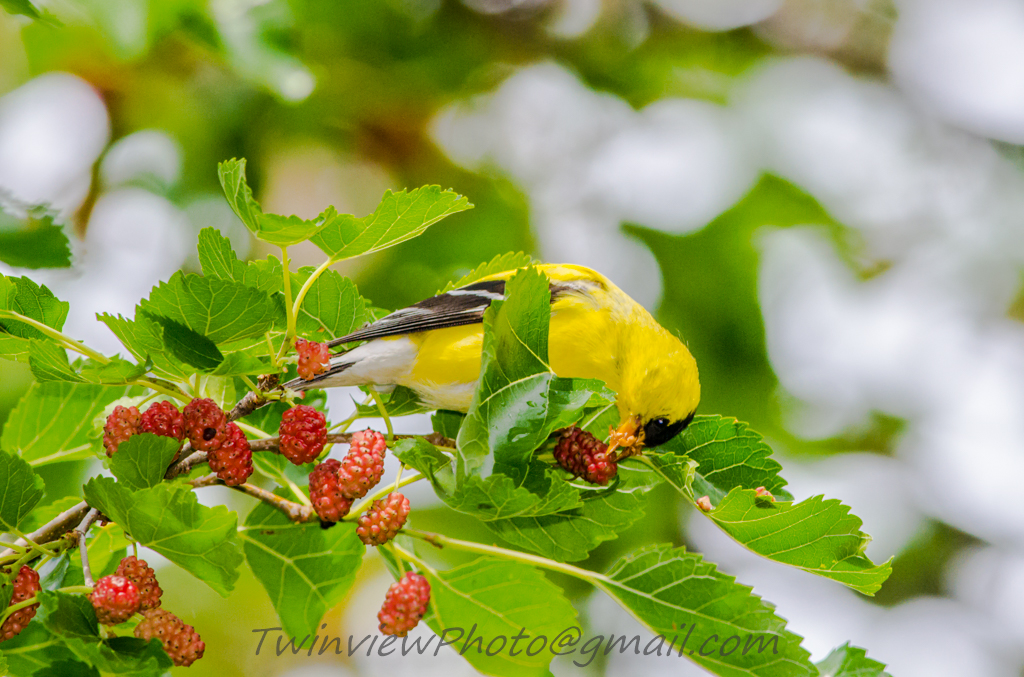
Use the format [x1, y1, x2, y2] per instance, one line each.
[282, 358, 355, 392]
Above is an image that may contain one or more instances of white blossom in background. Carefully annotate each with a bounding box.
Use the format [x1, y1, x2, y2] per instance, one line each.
[430, 62, 758, 308]
[100, 129, 183, 190]
[649, 0, 783, 31]
[889, 0, 1024, 144]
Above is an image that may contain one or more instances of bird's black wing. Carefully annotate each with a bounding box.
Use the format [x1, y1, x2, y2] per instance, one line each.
[326, 277, 599, 347]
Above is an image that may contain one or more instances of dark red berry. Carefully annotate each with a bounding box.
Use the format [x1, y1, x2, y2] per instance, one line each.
[357, 492, 409, 546]
[208, 423, 253, 486]
[140, 401, 185, 460]
[278, 405, 327, 465]
[1, 566, 40, 641]
[134, 609, 205, 667]
[295, 338, 331, 381]
[337, 429, 387, 500]
[553, 427, 617, 485]
[378, 572, 430, 637]
[90, 575, 141, 625]
[103, 405, 140, 457]
[115, 556, 162, 611]
[308, 459, 353, 522]
[182, 398, 228, 452]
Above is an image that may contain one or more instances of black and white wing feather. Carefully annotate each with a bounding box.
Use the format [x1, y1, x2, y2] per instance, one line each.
[326, 277, 600, 348]
[326, 279, 507, 347]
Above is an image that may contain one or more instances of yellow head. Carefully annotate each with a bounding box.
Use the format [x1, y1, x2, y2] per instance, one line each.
[611, 309, 700, 454]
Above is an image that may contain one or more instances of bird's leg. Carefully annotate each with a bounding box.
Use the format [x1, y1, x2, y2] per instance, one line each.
[606, 416, 644, 461]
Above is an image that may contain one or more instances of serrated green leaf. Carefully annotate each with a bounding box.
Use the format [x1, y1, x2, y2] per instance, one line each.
[218, 159, 334, 246]
[96, 312, 192, 380]
[816, 643, 892, 677]
[197, 227, 283, 294]
[439, 251, 533, 294]
[1, 382, 129, 466]
[240, 497, 364, 639]
[392, 436, 457, 495]
[149, 316, 223, 369]
[423, 557, 578, 677]
[0, 211, 71, 269]
[108, 433, 181, 490]
[0, 275, 69, 363]
[701, 490, 892, 595]
[37, 590, 97, 639]
[484, 487, 646, 562]
[0, 623, 78, 677]
[27, 342, 147, 385]
[652, 416, 792, 503]
[294, 268, 368, 341]
[311, 185, 472, 262]
[139, 271, 280, 345]
[82, 477, 242, 596]
[597, 544, 815, 677]
[0, 449, 44, 532]
[648, 416, 891, 595]
[457, 267, 612, 475]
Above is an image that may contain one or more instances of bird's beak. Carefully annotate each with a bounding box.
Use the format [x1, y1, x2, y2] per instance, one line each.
[607, 416, 644, 461]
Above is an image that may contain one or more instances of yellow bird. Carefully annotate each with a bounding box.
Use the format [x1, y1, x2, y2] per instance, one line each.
[287, 263, 700, 454]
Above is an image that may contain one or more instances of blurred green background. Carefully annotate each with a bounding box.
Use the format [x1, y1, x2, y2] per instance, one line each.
[4, 0, 1024, 675]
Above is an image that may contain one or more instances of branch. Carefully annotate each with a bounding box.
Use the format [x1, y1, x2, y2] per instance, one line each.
[75, 508, 102, 587]
[191, 474, 316, 523]
[164, 448, 207, 480]
[0, 500, 90, 559]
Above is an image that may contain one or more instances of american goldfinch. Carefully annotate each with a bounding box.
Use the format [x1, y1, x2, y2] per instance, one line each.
[288, 263, 700, 454]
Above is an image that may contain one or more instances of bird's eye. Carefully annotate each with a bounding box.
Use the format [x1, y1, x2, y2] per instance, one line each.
[642, 412, 695, 448]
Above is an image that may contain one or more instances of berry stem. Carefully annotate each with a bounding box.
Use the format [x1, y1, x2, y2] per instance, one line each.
[126, 378, 190, 404]
[402, 529, 609, 585]
[387, 543, 438, 576]
[346, 471, 424, 519]
[0, 501, 89, 560]
[279, 246, 297, 354]
[0, 310, 110, 364]
[234, 421, 271, 439]
[10, 528, 58, 559]
[370, 391, 394, 442]
[291, 257, 333, 322]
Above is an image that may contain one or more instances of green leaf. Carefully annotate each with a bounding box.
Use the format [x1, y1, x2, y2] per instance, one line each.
[96, 313, 192, 380]
[597, 544, 815, 677]
[647, 416, 891, 595]
[107, 433, 181, 491]
[439, 251, 533, 293]
[218, 158, 334, 246]
[353, 386, 428, 418]
[0, 210, 71, 269]
[196, 227, 282, 294]
[0, 0, 42, 20]
[816, 643, 892, 677]
[457, 267, 611, 475]
[700, 489, 892, 596]
[392, 437, 457, 495]
[0, 275, 69, 363]
[82, 477, 242, 596]
[1, 382, 129, 466]
[432, 410, 465, 439]
[240, 497, 365, 639]
[139, 271, 280, 345]
[0, 449, 44, 531]
[0, 623, 79, 677]
[30, 660, 101, 677]
[294, 268, 369, 341]
[37, 591, 172, 675]
[150, 316, 224, 369]
[652, 416, 792, 503]
[311, 185, 472, 261]
[27, 343, 147, 385]
[423, 557, 577, 677]
[484, 488, 647, 562]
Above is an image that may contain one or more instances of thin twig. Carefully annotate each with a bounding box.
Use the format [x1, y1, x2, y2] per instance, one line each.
[75, 509, 101, 587]
[164, 448, 207, 480]
[0, 501, 89, 559]
[191, 474, 316, 523]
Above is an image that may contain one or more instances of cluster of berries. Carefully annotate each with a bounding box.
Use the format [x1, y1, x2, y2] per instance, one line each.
[553, 427, 618, 485]
[88, 555, 204, 667]
[103, 398, 252, 487]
